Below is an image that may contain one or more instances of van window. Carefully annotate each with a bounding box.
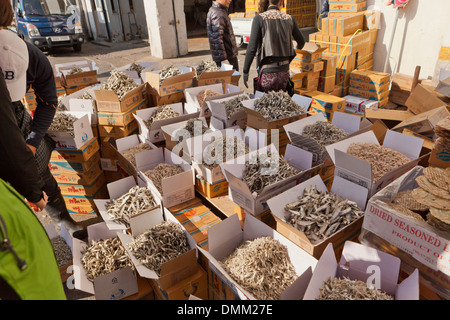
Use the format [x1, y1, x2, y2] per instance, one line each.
[23, 0, 76, 16]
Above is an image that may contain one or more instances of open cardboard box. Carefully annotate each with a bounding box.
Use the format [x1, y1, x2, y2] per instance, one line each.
[47, 112, 94, 150]
[113, 134, 157, 177]
[61, 84, 101, 125]
[290, 42, 327, 72]
[303, 241, 419, 300]
[134, 102, 200, 143]
[116, 62, 156, 85]
[220, 62, 241, 86]
[136, 148, 195, 208]
[194, 67, 234, 87]
[198, 213, 318, 300]
[219, 143, 318, 216]
[267, 174, 368, 259]
[325, 129, 426, 198]
[45, 224, 73, 283]
[184, 83, 243, 118]
[94, 82, 147, 114]
[55, 60, 99, 88]
[143, 66, 195, 97]
[72, 222, 139, 300]
[94, 175, 163, 231]
[207, 93, 250, 130]
[362, 166, 450, 278]
[392, 105, 450, 135]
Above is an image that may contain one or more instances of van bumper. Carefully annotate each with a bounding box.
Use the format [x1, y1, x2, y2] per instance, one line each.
[27, 34, 85, 49]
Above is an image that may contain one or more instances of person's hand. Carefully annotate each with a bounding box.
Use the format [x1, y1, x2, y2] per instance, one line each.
[27, 144, 36, 157]
[32, 191, 48, 212]
[243, 73, 249, 88]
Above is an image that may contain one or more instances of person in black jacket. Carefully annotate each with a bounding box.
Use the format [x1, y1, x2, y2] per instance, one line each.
[206, 0, 239, 71]
[243, 0, 305, 93]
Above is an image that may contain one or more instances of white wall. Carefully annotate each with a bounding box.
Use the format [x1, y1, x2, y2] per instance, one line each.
[367, 0, 450, 80]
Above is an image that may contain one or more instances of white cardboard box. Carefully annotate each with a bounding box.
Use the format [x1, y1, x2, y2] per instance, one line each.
[219, 144, 316, 215]
[47, 113, 94, 150]
[325, 130, 424, 197]
[72, 222, 138, 299]
[134, 102, 200, 143]
[114, 134, 157, 177]
[116, 61, 156, 85]
[61, 84, 101, 125]
[207, 93, 250, 130]
[343, 95, 379, 115]
[94, 175, 163, 231]
[136, 147, 195, 208]
[303, 241, 419, 300]
[198, 214, 318, 300]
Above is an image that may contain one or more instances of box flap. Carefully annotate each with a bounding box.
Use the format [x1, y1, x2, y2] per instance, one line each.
[406, 84, 446, 115]
[382, 130, 423, 161]
[158, 249, 200, 290]
[94, 89, 120, 103]
[325, 130, 379, 164]
[106, 176, 137, 199]
[330, 176, 369, 210]
[331, 111, 361, 133]
[284, 113, 327, 141]
[395, 269, 420, 300]
[334, 149, 372, 188]
[93, 267, 138, 300]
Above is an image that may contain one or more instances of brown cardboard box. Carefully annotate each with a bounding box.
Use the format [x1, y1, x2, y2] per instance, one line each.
[329, 1, 367, 13]
[392, 106, 450, 134]
[97, 120, 139, 139]
[50, 137, 99, 163]
[335, 12, 364, 37]
[96, 100, 146, 126]
[406, 84, 447, 115]
[195, 70, 234, 87]
[365, 108, 414, 122]
[144, 68, 195, 97]
[95, 83, 147, 113]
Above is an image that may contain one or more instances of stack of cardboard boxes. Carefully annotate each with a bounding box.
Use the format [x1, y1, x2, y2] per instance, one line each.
[284, 0, 317, 28]
[54, 61, 100, 95]
[348, 69, 391, 109]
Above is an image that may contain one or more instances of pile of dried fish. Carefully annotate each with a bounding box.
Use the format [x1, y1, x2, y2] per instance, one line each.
[105, 186, 157, 227]
[48, 112, 78, 136]
[159, 65, 181, 85]
[144, 163, 185, 194]
[203, 136, 249, 169]
[81, 236, 133, 282]
[284, 186, 364, 244]
[67, 66, 83, 75]
[347, 142, 411, 182]
[242, 150, 299, 196]
[197, 89, 221, 108]
[128, 62, 144, 77]
[302, 121, 348, 148]
[80, 90, 93, 100]
[51, 236, 72, 267]
[182, 118, 210, 137]
[120, 143, 153, 167]
[144, 105, 180, 129]
[195, 59, 221, 77]
[220, 236, 297, 300]
[57, 94, 68, 111]
[317, 277, 394, 300]
[254, 91, 306, 121]
[223, 95, 249, 119]
[102, 69, 138, 101]
[127, 221, 189, 276]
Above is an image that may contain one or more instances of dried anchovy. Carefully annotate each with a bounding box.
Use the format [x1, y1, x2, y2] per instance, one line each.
[302, 121, 348, 148]
[102, 69, 138, 101]
[203, 136, 249, 169]
[347, 143, 411, 182]
[242, 150, 299, 196]
[120, 143, 153, 167]
[223, 95, 249, 119]
[57, 94, 68, 111]
[197, 89, 221, 109]
[80, 90, 93, 100]
[317, 277, 394, 300]
[195, 59, 221, 77]
[144, 105, 180, 129]
[105, 186, 157, 227]
[128, 62, 144, 77]
[284, 186, 364, 244]
[159, 65, 182, 85]
[67, 66, 84, 75]
[81, 236, 133, 282]
[48, 112, 78, 136]
[51, 236, 72, 267]
[220, 236, 298, 300]
[144, 163, 185, 194]
[254, 91, 306, 121]
[182, 118, 210, 137]
[127, 221, 189, 276]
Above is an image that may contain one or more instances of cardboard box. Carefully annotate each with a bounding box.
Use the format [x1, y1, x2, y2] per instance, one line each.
[362, 166, 450, 278]
[52, 163, 103, 186]
[72, 222, 139, 299]
[350, 69, 390, 88]
[325, 130, 425, 198]
[116, 62, 156, 85]
[195, 176, 228, 198]
[50, 137, 99, 163]
[47, 113, 94, 150]
[333, 12, 364, 37]
[405, 84, 447, 115]
[267, 174, 368, 259]
[50, 152, 100, 175]
[348, 86, 390, 101]
[97, 99, 146, 127]
[307, 91, 347, 121]
[143, 66, 195, 97]
[392, 106, 450, 134]
[303, 241, 419, 300]
[94, 175, 163, 231]
[207, 93, 250, 130]
[364, 9, 381, 30]
[95, 83, 147, 113]
[198, 214, 318, 300]
[343, 95, 378, 115]
[220, 144, 318, 215]
[98, 120, 139, 139]
[291, 43, 326, 72]
[195, 69, 235, 88]
[134, 103, 200, 143]
[61, 84, 100, 123]
[329, 1, 367, 12]
[429, 143, 450, 168]
[62, 185, 108, 208]
[66, 202, 99, 216]
[365, 108, 414, 122]
[58, 171, 106, 197]
[54, 60, 99, 88]
[45, 224, 73, 283]
[137, 148, 195, 208]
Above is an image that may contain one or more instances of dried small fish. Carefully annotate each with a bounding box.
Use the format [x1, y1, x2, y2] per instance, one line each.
[80, 90, 93, 100]
[159, 65, 182, 85]
[144, 105, 180, 129]
[127, 221, 189, 276]
[105, 186, 157, 227]
[203, 136, 249, 169]
[223, 95, 249, 119]
[81, 236, 133, 282]
[195, 59, 221, 77]
[127, 62, 144, 77]
[182, 118, 210, 137]
[317, 277, 394, 300]
[51, 236, 72, 267]
[67, 66, 84, 75]
[254, 91, 306, 121]
[220, 236, 298, 300]
[48, 112, 78, 136]
[197, 89, 222, 110]
[283, 186, 364, 244]
[120, 143, 153, 167]
[347, 143, 411, 182]
[57, 94, 68, 111]
[144, 163, 185, 194]
[242, 150, 299, 196]
[102, 69, 138, 101]
[302, 121, 348, 148]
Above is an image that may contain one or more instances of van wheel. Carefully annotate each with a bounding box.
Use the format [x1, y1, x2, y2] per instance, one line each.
[73, 44, 82, 52]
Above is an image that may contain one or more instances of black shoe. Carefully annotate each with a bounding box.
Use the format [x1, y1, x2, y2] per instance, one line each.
[72, 229, 88, 241]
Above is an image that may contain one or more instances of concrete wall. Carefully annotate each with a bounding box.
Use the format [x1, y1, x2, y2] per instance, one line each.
[130, 0, 149, 39]
[367, 0, 450, 81]
[104, 0, 124, 42]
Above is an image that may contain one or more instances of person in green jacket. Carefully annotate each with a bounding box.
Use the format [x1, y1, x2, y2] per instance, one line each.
[0, 179, 67, 300]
